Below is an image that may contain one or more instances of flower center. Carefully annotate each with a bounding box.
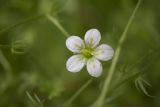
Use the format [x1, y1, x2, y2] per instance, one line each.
[81, 48, 93, 58]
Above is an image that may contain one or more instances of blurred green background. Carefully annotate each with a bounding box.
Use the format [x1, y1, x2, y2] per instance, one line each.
[0, 0, 160, 107]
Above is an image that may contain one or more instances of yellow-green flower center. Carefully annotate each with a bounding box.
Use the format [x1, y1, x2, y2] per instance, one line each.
[81, 48, 93, 58]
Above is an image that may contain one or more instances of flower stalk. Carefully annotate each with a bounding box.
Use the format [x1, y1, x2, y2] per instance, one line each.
[46, 14, 69, 38]
[95, 0, 142, 107]
[63, 78, 93, 106]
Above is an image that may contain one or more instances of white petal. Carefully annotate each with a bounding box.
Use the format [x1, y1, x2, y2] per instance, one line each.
[87, 57, 102, 77]
[66, 55, 86, 72]
[66, 36, 84, 53]
[93, 44, 114, 61]
[84, 29, 101, 48]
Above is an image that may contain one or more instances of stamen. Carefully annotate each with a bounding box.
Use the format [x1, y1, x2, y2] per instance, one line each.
[81, 48, 93, 58]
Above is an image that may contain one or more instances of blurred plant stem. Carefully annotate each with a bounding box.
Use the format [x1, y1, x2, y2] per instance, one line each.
[0, 15, 43, 34]
[0, 50, 13, 95]
[26, 91, 44, 107]
[0, 44, 11, 48]
[94, 0, 142, 107]
[46, 14, 69, 38]
[63, 78, 93, 107]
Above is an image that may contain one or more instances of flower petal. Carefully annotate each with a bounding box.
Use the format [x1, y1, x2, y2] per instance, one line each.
[93, 44, 114, 61]
[87, 57, 102, 77]
[84, 29, 101, 48]
[66, 55, 86, 72]
[66, 36, 85, 53]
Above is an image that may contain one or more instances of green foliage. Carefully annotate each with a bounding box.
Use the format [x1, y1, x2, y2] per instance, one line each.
[0, 0, 160, 107]
[26, 91, 43, 107]
[135, 76, 152, 97]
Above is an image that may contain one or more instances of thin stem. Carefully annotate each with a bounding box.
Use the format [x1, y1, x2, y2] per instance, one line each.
[119, 0, 142, 45]
[0, 50, 12, 80]
[95, 0, 142, 107]
[63, 78, 93, 106]
[46, 14, 69, 38]
[0, 44, 11, 48]
[0, 50, 13, 95]
[0, 15, 43, 34]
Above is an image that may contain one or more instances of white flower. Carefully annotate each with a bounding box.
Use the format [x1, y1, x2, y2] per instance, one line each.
[66, 29, 114, 77]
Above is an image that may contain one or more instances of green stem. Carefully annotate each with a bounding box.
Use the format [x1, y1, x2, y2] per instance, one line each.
[0, 15, 43, 34]
[0, 50, 12, 81]
[63, 78, 93, 106]
[46, 14, 69, 38]
[0, 44, 11, 48]
[0, 50, 13, 95]
[95, 0, 142, 107]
